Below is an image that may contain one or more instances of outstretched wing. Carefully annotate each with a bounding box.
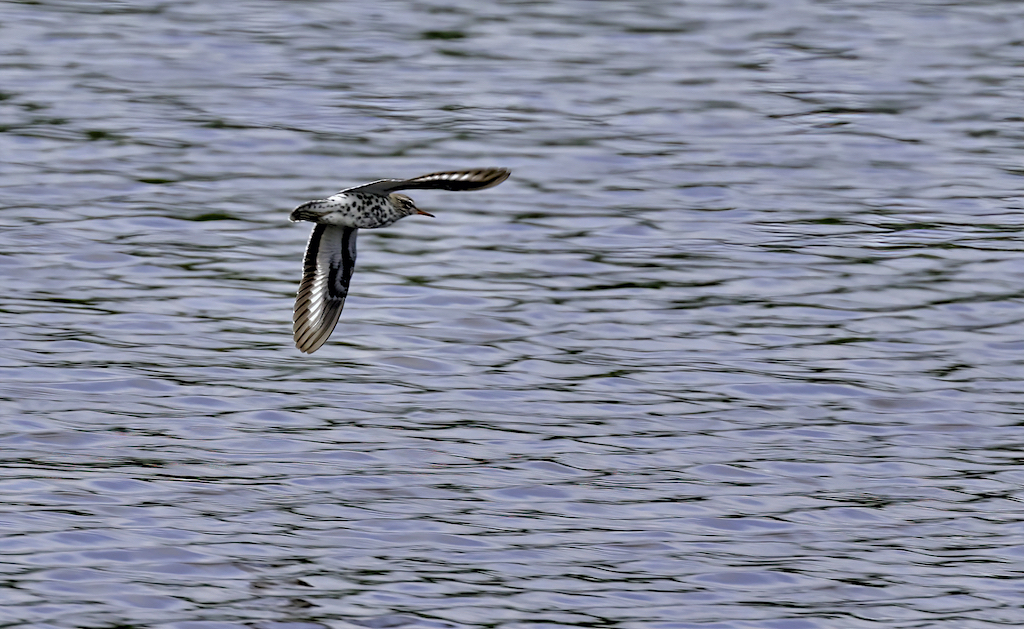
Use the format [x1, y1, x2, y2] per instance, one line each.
[342, 168, 511, 195]
[293, 225, 358, 354]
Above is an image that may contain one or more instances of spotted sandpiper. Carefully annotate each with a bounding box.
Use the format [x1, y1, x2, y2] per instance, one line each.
[289, 168, 511, 354]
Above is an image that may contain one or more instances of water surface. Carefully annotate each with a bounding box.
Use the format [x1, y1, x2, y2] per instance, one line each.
[2, 1, 1024, 628]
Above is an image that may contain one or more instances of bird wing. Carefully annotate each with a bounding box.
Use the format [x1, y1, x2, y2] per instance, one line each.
[293, 224, 358, 354]
[341, 168, 511, 195]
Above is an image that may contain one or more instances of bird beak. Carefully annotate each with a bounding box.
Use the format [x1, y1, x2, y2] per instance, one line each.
[416, 209, 435, 217]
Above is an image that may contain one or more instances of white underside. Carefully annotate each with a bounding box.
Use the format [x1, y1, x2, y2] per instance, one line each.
[318, 194, 361, 227]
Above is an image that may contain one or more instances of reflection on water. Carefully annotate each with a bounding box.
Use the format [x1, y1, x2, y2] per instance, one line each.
[2, 1, 1024, 628]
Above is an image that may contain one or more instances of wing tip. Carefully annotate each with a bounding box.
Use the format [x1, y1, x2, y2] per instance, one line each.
[293, 322, 331, 354]
[293, 308, 339, 354]
[483, 167, 511, 188]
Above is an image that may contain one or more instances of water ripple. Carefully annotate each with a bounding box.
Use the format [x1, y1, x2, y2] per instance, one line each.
[2, 0, 1024, 628]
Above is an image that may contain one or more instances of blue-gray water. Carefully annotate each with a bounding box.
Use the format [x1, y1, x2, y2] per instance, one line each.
[2, 1, 1024, 628]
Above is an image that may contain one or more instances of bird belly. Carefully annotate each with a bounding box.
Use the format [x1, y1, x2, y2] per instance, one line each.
[319, 211, 360, 227]
[315, 195, 363, 227]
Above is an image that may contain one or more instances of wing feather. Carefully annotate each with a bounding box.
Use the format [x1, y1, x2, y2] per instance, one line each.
[293, 225, 358, 354]
[342, 168, 510, 195]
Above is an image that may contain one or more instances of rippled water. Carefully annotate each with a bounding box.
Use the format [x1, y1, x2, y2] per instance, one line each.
[2, 1, 1024, 627]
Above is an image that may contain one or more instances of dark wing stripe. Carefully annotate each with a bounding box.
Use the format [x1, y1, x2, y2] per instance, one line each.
[343, 168, 510, 195]
[293, 225, 358, 354]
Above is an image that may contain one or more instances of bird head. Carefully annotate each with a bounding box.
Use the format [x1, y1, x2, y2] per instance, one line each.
[391, 193, 435, 218]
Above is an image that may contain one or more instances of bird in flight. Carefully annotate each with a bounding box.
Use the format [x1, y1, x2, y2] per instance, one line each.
[289, 168, 511, 353]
